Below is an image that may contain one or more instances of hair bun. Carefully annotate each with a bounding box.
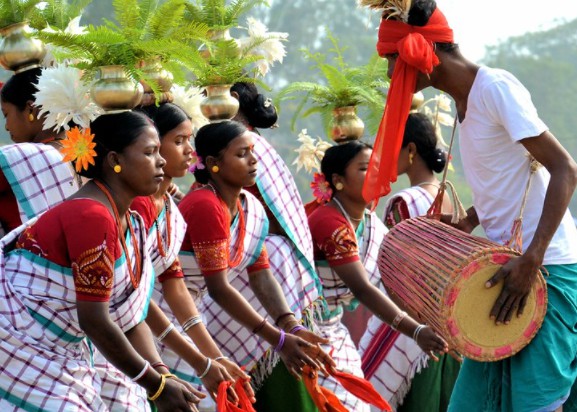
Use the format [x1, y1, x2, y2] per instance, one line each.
[245, 94, 278, 129]
[408, 0, 437, 26]
[432, 147, 447, 173]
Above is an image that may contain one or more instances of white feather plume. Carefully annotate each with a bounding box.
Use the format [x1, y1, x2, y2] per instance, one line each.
[41, 16, 87, 67]
[34, 65, 102, 132]
[171, 85, 209, 132]
[237, 18, 288, 77]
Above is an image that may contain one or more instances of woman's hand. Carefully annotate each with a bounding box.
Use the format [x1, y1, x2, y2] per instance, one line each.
[154, 376, 203, 412]
[415, 326, 449, 361]
[278, 333, 325, 379]
[216, 357, 255, 403]
[293, 329, 336, 373]
[199, 358, 239, 403]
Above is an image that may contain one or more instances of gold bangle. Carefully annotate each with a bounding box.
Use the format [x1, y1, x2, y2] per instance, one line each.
[147, 374, 167, 401]
[163, 373, 178, 380]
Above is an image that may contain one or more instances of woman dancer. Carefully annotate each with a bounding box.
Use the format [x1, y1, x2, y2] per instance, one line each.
[0, 67, 79, 235]
[0, 111, 199, 411]
[179, 120, 334, 404]
[359, 112, 459, 411]
[308, 140, 448, 411]
[231, 82, 324, 410]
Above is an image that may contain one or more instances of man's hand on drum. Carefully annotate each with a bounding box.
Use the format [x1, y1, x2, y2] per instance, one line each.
[414, 326, 449, 361]
[485, 254, 540, 324]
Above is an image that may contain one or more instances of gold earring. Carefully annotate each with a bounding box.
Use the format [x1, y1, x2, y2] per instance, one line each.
[409, 153, 414, 165]
[211, 165, 219, 173]
[114, 165, 122, 174]
[28, 113, 35, 122]
[335, 182, 344, 191]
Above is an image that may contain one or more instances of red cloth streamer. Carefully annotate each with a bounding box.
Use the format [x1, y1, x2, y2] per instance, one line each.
[216, 379, 256, 412]
[302, 365, 348, 412]
[330, 368, 392, 411]
[363, 7, 454, 203]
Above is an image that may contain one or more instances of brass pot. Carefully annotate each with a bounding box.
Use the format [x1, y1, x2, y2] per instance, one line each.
[331, 106, 364, 142]
[0, 22, 46, 73]
[199, 29, 238, 60]
[90, 65, 144, 112]
[199, 84, 239, 122]
[137, 58, 174, 106]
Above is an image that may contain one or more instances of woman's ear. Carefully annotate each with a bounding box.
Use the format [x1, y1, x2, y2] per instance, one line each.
[106, 151, 120, 169]
[205, 155, 217, 168]
[230, 91, 240, 100]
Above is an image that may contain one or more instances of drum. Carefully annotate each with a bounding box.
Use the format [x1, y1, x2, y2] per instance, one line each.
[379, 217, 547, 361]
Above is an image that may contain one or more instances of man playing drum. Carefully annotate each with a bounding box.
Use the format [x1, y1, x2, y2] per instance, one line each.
[360, 0, 577, 410]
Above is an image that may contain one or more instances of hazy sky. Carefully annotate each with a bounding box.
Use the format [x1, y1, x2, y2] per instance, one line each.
[436, 0, 577, 61]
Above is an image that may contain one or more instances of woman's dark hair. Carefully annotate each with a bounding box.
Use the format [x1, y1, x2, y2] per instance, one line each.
[403, 112, 447, 173]
[407, 0, 458, 52]
[78, 111, 154, 179]
[136, 102, 190, 138]
[231, 82, 278, 129]
[321, 140, 372, 193]
[193, 120, 247, 184]
[0, 67, 42, 110]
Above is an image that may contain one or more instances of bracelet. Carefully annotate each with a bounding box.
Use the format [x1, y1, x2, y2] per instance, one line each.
[198, 358, 212, 379]
[131, 360, 150, 382]
[252, 317, 267, 334]
[182, 315, 202, 333]
[157, 323, 175, 341]
[283, 319, 301, 332]
[147, 374, 167, 401]
[214, 356, 229, 362]
[163, 373, 178, 380]
[274, 312, 295, 326]
[391, 311, 407, 330]
[274, 329, 286, 353]
[151, 361, 169, 371]
[413, 324, 427, 342]
[289, 324, 307, 335]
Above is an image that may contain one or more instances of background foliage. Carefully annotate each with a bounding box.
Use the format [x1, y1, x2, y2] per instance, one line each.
[0, 0, 575, 217]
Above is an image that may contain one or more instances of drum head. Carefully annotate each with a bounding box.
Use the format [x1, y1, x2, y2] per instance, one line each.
[442, 252, 547, 361]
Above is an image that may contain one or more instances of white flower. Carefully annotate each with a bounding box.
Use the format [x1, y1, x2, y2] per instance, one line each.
[171, 85, 209, 132]
[293, 129, 332, 173]
[237, 18, 288, 77]
[434, 94, 452, 112]
[42, 16, 87, 67]
[34, 65, 102, 132]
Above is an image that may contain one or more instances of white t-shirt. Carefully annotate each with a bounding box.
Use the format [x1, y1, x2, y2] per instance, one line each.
[459, 66, 577, 265]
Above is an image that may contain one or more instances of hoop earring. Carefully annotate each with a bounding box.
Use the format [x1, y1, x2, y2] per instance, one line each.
[211, 165, 219, 173]
[114, 165, 122, 174]
[409, 153, 414, 165]
[28, 113, 35, 122]
[335, 182, 344, 191]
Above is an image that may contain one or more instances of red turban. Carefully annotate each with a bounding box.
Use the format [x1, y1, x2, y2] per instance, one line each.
[362, 7, 454, 203]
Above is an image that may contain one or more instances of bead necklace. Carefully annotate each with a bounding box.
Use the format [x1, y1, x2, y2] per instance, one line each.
[206, 183, 245, 268]
[151, 194, 171, 258]
[94, 180, 142, 289]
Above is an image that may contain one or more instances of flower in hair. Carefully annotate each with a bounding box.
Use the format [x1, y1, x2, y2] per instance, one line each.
[237, 17, 288, 77]
[293, 129, 332, 174]
[60, 126, 97, 172]
[310, 172, 333, 204]
[34, 64, 102, 132]
[188, 151, 205, 174]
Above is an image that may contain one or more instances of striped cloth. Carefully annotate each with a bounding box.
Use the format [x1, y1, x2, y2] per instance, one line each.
[0, 210, 153, 411]
[252, 133, 322, 316]
[359, 186, 434, 410]
[177, 191, 270, 378]
[316, 212, 387, 411]
[0, 142, 79, 235]
[89, 213, 157, 412]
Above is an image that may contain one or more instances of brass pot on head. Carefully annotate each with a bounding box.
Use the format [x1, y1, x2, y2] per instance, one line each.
[199, 84, 239, 122]
[331, 106, 364, 142]
[90, 65, 144, 112]
[411, 91, 425, 110]
[0, 22, 46, 73]
[137, 58, 174, 106]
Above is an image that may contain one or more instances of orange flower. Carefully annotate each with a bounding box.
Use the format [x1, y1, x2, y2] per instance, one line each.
[60, 126, 97, 172]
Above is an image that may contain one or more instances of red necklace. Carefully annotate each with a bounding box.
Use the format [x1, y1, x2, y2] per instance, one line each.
[94, 180, 142, 289]
[206, 184, 245, 268]
[151, 194, 171, 258]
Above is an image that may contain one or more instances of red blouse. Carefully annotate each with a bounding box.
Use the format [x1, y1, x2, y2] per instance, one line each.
[16, 199, 121, 302]
[308, 204, 360, 266]
[131, 196, 184, 282]
[179, 188, 269, 275]
[0, 169, 22, 233]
